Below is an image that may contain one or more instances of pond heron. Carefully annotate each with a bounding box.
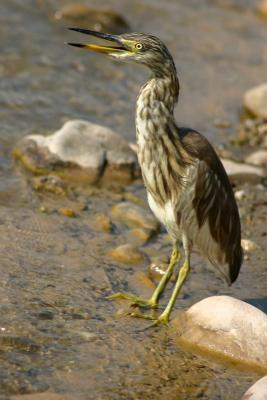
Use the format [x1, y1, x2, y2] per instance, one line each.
[68, 29, 243, 325]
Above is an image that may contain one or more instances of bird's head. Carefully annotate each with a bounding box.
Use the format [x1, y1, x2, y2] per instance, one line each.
[68, 29, 175, 76]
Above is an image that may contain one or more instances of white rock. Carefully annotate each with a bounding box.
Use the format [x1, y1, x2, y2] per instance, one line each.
[245, 150, 267, 167]
[244, 83, 267, 119]
[221, 158, 265, 183]
[15, 120, 139, 184]
[28, 120, 136, 169]
[172, 296, 267, 369]
[241, 238, 261, 252]
[242, 376, 267, 400]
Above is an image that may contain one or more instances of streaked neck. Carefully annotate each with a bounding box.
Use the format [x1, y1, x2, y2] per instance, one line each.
[136, 68, 179, 141]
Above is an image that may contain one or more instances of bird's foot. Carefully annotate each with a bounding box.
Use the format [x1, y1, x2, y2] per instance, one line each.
[107, 292, 157, 309]
[128, 311, 169, 328]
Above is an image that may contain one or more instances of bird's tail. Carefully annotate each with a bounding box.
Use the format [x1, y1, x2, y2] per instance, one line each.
[229, 243, 243, 285]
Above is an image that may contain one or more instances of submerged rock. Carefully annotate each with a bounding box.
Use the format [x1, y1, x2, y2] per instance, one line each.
[128, 227, 154, 245]
[242, 375, 267, 400]
[13, 120, 139, 185]
[55, 4, 129, 34]
[111, 201, 160, 233]
[148, 255, 176, 283]
[109, 243, 145, 264]
[93, 213, 113, 232]
[244, 84, 267, 119]
[172, 296, 267, 369]
[221, 158, 265, 183]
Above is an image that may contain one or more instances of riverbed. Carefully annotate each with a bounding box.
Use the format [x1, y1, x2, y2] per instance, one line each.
[0, 1, 267, 399]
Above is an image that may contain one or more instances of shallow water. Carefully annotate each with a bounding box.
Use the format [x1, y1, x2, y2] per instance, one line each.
[0, 0, 267, 399]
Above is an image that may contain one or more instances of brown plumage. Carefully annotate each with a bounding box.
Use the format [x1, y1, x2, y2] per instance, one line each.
[68, 29, 243, 324]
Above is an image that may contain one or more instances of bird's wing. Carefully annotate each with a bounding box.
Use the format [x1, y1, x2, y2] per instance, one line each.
[180, 128, 243, 283]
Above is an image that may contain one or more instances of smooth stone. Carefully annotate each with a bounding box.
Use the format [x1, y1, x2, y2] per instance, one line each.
[213, 118, 232, 129]
[109, 244, 145, 264]
[58, 207, 76, 218]
[241, 238, 261, 252]
[94, 213, 113, 232]
[245, 150, 267, 167]
[55, 4, 129, 33]
[172, 296, 267, 369]
[13, 120, 139, 184]
[128, 228, 154, 245]
[221, 158, 265, 183]
[241, 375, 267, 400]
[244, 83, 267, 119]
[111, 201, 160, 232]
[257, 0, 267, 18]
[129, 271, 155, 291]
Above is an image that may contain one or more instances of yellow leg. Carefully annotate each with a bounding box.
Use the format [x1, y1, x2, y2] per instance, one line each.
[156, 257, 190, 324]
[108, 247, 180, 308]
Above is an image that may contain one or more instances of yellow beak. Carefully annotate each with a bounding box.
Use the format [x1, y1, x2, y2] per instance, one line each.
[67, 28, 128, 55]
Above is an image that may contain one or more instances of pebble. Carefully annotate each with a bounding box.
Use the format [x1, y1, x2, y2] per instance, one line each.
[245, 149, 267, 167]
[233, 118, 267, 146]
[213, 118, 232, 129]
[244, 83, 267, 119]
[241, 238, 261, 252]
[13, 120, 139, 185]
[94, 213, 113, 232]
[109, 243, 145, 264]
[257, 0, 267, 18]
[234, 189, 246, 201]
[130, 271, 155, 291]
[221, 158, 265, 183]
[31, 175, 67, 196]
[128, 228, 154, 244]
[111, 201, 160, 233]
[58, 207, 76, 218]
[172, 296, 267, 369]
[241, 375, 267, 400]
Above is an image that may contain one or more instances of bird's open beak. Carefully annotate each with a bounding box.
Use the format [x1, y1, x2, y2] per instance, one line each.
[67, 28, 128, 55]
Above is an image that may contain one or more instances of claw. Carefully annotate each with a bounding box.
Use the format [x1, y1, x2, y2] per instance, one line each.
[129, 311, 169, 331]
[107, 292, 157, 309]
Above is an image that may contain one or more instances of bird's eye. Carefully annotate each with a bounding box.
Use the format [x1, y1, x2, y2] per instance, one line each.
[135, 43, 143, 50]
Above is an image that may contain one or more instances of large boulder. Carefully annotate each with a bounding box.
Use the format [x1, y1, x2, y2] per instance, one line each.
[241, 376, 267, 400]
[172, 296, 267, 369]
[13, 120, 140, 184]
